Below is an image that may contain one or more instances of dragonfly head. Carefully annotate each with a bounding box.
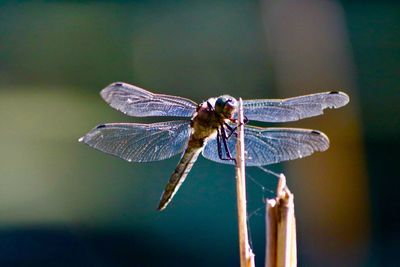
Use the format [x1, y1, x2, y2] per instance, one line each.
[215, 95, 238, 119]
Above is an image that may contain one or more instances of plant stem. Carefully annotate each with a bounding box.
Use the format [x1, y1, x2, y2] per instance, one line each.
[235, 98, 255, 267]
[265, 174, 297, 267]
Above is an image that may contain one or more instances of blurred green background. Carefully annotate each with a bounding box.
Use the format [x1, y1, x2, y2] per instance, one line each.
[0, 1, 398, 266]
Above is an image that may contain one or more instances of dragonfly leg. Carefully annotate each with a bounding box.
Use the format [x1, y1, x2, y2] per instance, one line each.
[224, 122, 238, 139]
[207, 101, 214, 111]
[216, 126, 236, 163]
[216, 128, 224, 160]
[220, 124, 236, 163]
[228, 115, 248, 131]
[243, 115, 249, 124]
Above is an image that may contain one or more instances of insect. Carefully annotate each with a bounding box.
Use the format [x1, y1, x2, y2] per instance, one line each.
[79, 82, 349, 210]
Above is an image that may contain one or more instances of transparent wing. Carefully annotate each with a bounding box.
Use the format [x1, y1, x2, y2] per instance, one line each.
[101, 82, 198, 117]
[202, 125, 329, 166]
[243, 91, 349, 122]
[79, 120, 191, 162]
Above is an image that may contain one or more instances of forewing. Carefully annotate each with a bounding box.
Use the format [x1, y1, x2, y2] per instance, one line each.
[202, 125, 329, 166]
[243, 91, 349, 122]
[79, 120, 191, 162]
[101, 82, 198, 117]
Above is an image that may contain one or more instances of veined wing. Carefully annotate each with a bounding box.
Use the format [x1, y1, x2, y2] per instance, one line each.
[79, 120, 191, 162]
[101, 82, 198, 117]
[243, 91, 349, 122]
[202, 125, 329, 166]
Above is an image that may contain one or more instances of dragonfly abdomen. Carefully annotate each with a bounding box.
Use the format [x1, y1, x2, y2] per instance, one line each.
[157, 139, 204, 211]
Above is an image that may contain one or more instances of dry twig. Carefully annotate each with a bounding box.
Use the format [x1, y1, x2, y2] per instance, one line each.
[235, 98, 255, 267]
[265, 174, 297, 267]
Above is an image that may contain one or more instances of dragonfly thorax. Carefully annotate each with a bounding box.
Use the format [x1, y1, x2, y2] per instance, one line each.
[190, 95, 237, 140]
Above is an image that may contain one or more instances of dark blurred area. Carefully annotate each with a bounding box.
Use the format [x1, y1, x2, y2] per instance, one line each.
[0, 1, 398, 266]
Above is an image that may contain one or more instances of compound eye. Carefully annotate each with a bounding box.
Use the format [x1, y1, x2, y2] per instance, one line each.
[223, 98, 237, 118]
[225, 98, 236, 108]
[215, 97, 226, 107]
[215, 97, 227, 113]
[224, 98, 237, 111]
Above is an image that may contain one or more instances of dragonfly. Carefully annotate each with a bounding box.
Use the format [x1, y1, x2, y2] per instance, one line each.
[79, 82, 349, 210]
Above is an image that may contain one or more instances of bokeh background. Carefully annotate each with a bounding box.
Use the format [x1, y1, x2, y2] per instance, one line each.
[0, 1, 398, 266]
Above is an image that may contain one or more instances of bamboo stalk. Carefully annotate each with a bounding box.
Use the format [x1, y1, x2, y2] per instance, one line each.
[235, 98, 255, 267]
